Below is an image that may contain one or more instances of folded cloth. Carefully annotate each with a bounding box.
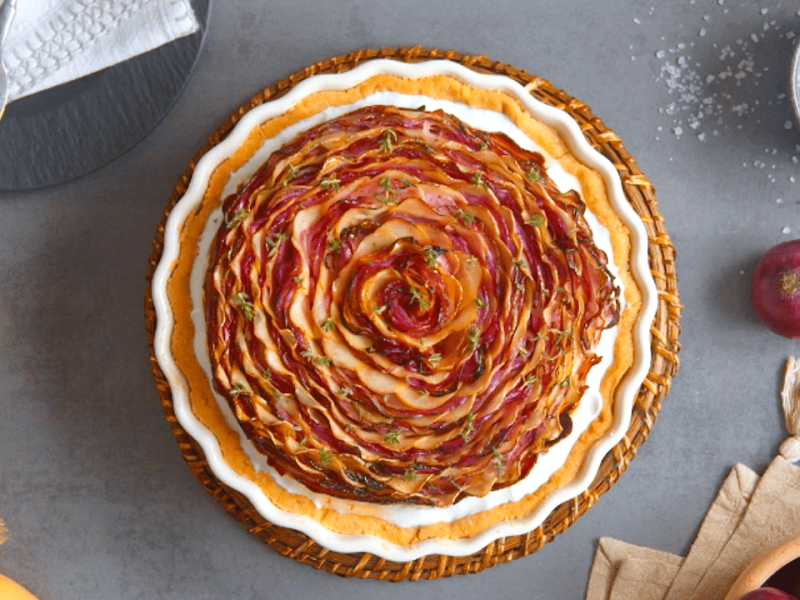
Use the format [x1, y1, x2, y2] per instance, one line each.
[2, 0, 199, 103]
[586, 358, 800, 600]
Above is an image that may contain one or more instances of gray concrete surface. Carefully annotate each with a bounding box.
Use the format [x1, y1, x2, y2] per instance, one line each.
[2, 1, 799, 598]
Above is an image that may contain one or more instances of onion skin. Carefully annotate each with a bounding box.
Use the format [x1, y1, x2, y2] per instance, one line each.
[751, 240, 800, 339]
[734, 589, 798, 600]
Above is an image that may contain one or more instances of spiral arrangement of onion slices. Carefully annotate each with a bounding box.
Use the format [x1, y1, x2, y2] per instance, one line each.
[206, 104, 620, 507]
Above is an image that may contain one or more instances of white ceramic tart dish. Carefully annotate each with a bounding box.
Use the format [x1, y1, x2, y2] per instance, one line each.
[151, 59, 658, 561]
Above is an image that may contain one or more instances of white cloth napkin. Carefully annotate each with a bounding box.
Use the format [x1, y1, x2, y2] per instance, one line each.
[3, 0, 199, 103]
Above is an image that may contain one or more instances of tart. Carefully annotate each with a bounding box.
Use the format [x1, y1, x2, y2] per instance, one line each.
[152, 58, 658, 560]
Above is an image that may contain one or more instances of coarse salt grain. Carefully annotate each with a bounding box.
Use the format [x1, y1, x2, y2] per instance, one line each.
[783, 227, 792, 235]
[786, 121, 794, 130]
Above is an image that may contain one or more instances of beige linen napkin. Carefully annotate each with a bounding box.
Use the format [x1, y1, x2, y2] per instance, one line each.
[586, 358, 800, 600]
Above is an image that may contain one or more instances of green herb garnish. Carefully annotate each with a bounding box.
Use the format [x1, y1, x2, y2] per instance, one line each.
[229, 383, 248, 397]
[320, 176, 340, 191]
[466, 325, 481, 351]
[232, 292, 255, 321]
[461, 412, 475, 441]
[226, 209, 248, 228]
[471, 171, 488, 190]
[525, 214, 544, 227]
[379, 130, 397, 152]
[409, 287, 430, 310]
[455, 208, 476, 225]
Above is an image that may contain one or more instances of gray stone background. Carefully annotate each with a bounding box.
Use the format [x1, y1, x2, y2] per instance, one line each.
[2, 1, 799, 598]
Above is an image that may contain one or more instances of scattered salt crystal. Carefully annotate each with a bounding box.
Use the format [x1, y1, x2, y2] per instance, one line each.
[777, 198, 785, 204]
[794, 156, 799, 164]
[698, 132, 706, 141]
[783, 227, 792, 235]
[786, 120, 794, 130]
[751, 34, 759, 43]
[706, 74, 715, 83]
[633, 17, 641, 24]
[718, 0, 723, 4]
[791, 177, 796, 183]
[656, 50, 666, 58]
[760, 8, 768, 15]
[739, 270, 745, 276]
[700, 28, 706, 37]
[673, 126, 683, 137]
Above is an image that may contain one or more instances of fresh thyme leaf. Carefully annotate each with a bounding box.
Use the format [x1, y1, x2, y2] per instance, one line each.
[293, 276, 304, 285]
[230, 383, 248, 397]
[226, 209, 248, 228]
[336, 387, 352, 396]
[428, 353, 442, 364]
[467, 325, 481, 351]
[300, 350, 314, 360]
[471, 171, 488, 190]
[402, 467, 418, 481]
[559, 376, 571, 388]
[319, 448, 332, 463]
[374, 190, 395, 205]
[515, 281, 525, 292]
[373, 304, 387, 315]
[461, 412, 475, 441]
[327, 238, 342, 252]
[320, 176, 340, 191]
[379, 129, 397, 152]
[526, 166, 542, 182]
[385, 430, 400, 445]
[379, 176, 392, 190]
[409, 287, 430, 310]
[262, 368, 271, 381]
[321, 318, 335, 332]
[315, 355, 332, 367]
[424, 246, 443, 268]
[232, 292, 255, 321]
[522, 374, 537, 388]
[525, 214, 544, 227]
[455, 208, 476, 225]
[282, 164, 299, 187]
[474, 296, 487, 309]
[492, 448, 506, 474]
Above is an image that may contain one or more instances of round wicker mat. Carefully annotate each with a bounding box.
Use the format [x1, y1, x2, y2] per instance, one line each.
[144, 47, 682, 581]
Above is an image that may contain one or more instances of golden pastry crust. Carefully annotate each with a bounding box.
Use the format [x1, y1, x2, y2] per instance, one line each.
[165, 73, 642, 544]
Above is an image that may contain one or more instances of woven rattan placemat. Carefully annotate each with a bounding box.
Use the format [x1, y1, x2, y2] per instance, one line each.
[144, 46, 682, 581]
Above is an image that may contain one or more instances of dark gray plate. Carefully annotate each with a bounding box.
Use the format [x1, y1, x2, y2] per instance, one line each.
[0, 0, 210, 191]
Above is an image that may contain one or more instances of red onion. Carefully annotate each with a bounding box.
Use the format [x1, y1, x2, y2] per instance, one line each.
[751, 240, 800, 339]
[735, 589, 798, 600]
